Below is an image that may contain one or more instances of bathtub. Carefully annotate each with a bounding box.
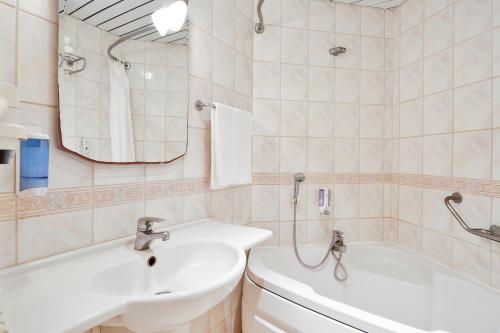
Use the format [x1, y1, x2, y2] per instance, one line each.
[243, 244, 500, 333]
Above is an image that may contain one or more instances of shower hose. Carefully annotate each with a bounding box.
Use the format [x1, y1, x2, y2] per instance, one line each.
[292, 194, 348, 282]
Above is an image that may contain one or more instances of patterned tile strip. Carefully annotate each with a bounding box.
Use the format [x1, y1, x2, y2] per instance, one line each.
[14, 174, 500, 217]
[252, 173, 394, 185]
[18, 188, 92, 218]
[0, 193, 15, 221]
[146, 178, 209, 199]
[93, 183, 145, 207]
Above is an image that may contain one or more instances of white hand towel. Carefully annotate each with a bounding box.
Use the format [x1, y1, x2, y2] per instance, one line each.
[109, 61, 136, 162]
[211, 103, 252, 189]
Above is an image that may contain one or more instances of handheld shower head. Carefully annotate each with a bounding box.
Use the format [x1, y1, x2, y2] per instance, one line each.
[293, 173, 306, 201]
[294, 173, 305, 183]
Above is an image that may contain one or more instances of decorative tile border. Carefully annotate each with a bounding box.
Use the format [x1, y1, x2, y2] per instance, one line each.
[12, 174, 500, 218]
[0, 194, 15, 221]
[453, 178, 491, 196]
[252, 173, 500, 198]
[397, 173, 423, 187]
[93, 183, 145, 207]
[401, 174, 495, 198]
[492, 181, 500, 198]
[146, 178, 209, 199]
[18, 188, 92, 218]
[252, 173, 394, 185]
[422, 175, 453, 190]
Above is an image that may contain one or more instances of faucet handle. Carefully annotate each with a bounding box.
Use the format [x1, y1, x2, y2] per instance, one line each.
[332, 230, 344, 242]
[137, 217, 165, 231]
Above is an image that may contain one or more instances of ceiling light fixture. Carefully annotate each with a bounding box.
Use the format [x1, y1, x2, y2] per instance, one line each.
[152, 1, 188, 36]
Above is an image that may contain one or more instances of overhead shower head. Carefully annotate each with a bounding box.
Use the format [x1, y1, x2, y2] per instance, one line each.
[330, 46, 347, 56]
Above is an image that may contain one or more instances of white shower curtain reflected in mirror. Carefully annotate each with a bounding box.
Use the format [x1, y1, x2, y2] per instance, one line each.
[108, 60, 136, 162]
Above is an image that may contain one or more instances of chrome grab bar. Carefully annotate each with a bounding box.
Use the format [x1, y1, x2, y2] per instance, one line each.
[444, 192, 500, 243]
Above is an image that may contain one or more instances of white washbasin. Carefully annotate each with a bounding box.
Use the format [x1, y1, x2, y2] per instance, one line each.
[94, 240, 246, 332]
[0, 221, 272, 333]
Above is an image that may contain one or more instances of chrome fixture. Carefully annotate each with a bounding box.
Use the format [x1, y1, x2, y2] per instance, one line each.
[58, 52, 87, 75]
[329, 46, 347, 56]
[107, 26, 157, 70]
[331, 231, 348, 282]
[134, 217, 170, 251]
[293, 172, 305, 203]
[195, 99, 216, 111]
[255, 0, 266, 34]
[291, 173, 348, 281]
[445, 192, 500, 243]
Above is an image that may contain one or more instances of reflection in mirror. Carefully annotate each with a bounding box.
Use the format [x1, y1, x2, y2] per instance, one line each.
[57, 0, 189, 163]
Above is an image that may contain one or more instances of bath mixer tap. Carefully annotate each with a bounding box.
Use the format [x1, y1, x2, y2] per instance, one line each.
[331, 230, 346, 253]
[134, 217, 169, 251]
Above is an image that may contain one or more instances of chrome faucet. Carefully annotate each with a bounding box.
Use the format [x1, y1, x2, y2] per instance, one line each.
[331, 230, 346, 253]
[134, 217, 169, 251]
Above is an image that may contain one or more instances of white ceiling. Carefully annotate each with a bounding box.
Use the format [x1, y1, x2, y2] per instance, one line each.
[334, 0, 405, 9]
[59, 0, 188, 44]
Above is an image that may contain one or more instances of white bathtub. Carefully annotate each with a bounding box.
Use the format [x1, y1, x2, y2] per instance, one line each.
[243, 244, 500, 333]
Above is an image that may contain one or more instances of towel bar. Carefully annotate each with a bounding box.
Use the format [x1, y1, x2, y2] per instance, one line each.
[444, 192, 500, 243]
[195, 100, 216, 111]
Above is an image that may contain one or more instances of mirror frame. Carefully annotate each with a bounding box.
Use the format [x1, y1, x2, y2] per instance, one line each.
[56, 6, 190, 165]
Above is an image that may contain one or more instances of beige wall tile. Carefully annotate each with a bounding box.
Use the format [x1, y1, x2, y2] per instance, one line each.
[336, 3, 360, 34]
[399, 185, 422, 226]
[424, 48, 453, 95]
[454, 0, 492, 44]
[0, 220, 15, 269]
[454, 80, 492, 132]
[280, 137, 307, 172]
[423, 90, 452, 135]
[19, 210, 92, 262]
[454, 32, 492, 87]
[452, 239, 491, 284]
[398, 220, 422, 252]
[453, 131, 491, 180]
[0, 4, 15, 85]
[401, 0, 424, 32]
[361, 7, 385, 38]
[422, 229, 452, 267]
[18, 12, 58, 106]
[252, 136, 279, 173]
[422, 134, 452, 177]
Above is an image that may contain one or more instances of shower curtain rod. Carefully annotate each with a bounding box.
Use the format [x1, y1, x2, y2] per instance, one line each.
[107, 26, 157, 70]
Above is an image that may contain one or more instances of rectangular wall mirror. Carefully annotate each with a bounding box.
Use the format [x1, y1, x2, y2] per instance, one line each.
[57, 0, 189, 163]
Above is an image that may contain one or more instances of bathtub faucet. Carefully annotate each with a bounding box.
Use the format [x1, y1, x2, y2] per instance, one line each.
[331, 230, 346, 253]
[331, 230, 348, 282]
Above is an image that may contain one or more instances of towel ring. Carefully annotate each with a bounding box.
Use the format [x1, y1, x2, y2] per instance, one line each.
[195, 100, 216, 111]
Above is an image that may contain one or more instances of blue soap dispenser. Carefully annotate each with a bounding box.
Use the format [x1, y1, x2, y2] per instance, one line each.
[20, 131, 50, 197]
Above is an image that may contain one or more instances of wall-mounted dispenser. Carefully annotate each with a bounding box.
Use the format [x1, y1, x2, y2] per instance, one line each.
[19, 128, 50, 197]
[318, 188, 331, 216]
[0, 83, 27, 165]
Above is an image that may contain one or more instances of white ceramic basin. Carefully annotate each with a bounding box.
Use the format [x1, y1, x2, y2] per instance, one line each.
[0, 221, 272, 333]
[93, 240, 246, 333]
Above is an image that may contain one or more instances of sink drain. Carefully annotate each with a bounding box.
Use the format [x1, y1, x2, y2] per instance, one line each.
[147, 256, 156, 267]
[155, 290, 173, 295]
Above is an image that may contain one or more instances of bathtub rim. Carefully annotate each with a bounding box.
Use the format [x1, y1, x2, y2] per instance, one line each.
[246, 242, 499, 333]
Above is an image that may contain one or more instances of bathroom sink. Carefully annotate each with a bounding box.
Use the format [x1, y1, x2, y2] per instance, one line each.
[92, 240, 246, 333]
[0, 221, 271, 333]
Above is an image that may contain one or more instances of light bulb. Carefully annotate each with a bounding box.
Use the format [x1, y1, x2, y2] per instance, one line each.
[152, 1, 187, 36]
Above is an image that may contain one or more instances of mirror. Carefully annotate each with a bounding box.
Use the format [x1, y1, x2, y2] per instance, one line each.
[57, 0, 189, 163]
